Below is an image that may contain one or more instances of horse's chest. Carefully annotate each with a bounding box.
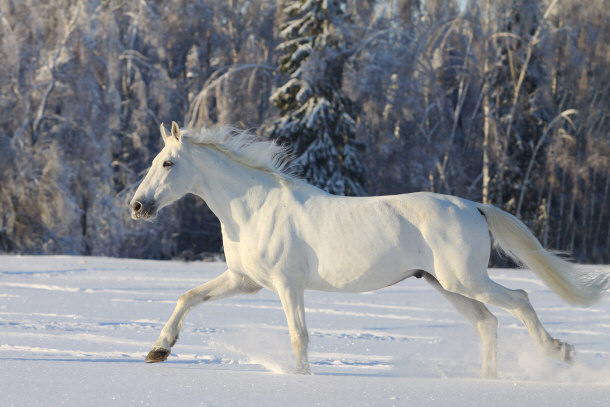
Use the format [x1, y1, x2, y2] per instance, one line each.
[222, 228, 298, 290]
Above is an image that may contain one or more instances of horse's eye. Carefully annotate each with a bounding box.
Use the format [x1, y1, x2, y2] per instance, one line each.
[163, 160, 174, 168]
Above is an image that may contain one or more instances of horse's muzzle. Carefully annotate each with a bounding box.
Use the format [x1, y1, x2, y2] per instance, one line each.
[131, 200, 156, 220]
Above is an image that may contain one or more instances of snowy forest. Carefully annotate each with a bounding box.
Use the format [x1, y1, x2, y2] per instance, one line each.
[0, 0, 608, 263]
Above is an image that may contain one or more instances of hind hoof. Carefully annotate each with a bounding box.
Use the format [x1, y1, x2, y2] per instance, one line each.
[551, 340, 575, 364]
[145, 348, 170, 363]
[562, 342, 576, 364]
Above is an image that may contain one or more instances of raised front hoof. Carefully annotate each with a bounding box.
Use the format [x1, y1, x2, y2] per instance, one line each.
[145, 348, 170, 363]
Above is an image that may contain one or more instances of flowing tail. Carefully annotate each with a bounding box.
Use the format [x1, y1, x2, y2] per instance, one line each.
[476, 203, 609, 307]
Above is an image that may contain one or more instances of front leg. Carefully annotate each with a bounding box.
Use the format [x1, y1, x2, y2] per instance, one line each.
[146, 269, 261, 363]
[276, 281, 310, 374]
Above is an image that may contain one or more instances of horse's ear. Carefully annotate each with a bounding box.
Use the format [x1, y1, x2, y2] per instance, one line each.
[160, 123, 169, 143]
[171, 121, 181, 142]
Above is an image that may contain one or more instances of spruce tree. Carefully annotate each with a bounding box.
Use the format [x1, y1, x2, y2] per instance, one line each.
[269, 0, 366, 196]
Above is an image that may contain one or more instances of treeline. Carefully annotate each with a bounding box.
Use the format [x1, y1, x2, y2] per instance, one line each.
[0, 0, 608, 262]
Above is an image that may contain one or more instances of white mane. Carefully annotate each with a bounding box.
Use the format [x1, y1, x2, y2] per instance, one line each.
[184, 126, 297, 179]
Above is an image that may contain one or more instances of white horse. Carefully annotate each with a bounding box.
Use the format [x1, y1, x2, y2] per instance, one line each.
[130, 122, 609, 378]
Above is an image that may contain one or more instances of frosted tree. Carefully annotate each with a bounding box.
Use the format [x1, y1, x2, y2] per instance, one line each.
[484, 0, 551, 216]
[0, 0, 608, 262]
[269, 0, 366, 196]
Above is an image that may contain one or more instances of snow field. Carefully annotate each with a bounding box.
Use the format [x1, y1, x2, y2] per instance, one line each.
[1, 256, 609, 406]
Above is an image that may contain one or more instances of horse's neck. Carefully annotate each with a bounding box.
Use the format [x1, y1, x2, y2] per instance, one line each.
[189, 144, 282, 234]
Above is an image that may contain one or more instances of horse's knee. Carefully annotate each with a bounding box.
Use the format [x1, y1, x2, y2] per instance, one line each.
[176, 293, 188, 308]
[177, 291, 191, 305]
[177, 289, 201, 309]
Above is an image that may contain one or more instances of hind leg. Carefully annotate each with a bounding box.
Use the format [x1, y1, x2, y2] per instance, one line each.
[422, 272, 498, 378]
[484, 284, 574, 363]
[444, 273, 574, 364]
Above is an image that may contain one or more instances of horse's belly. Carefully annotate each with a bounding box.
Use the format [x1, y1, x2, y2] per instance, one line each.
[306, 247, 429, 292]
[308, 270, 414, 293]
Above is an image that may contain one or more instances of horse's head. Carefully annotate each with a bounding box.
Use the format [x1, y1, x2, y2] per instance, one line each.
[130, 122, 194, 220]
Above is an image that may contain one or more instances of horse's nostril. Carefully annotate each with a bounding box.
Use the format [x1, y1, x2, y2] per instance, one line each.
[133, 201, 143, 213]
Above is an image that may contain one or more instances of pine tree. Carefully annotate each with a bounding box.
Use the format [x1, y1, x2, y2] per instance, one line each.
[269, 0, 366, 196]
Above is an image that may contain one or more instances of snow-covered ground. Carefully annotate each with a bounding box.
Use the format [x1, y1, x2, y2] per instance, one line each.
[1, 256, 609, 406]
